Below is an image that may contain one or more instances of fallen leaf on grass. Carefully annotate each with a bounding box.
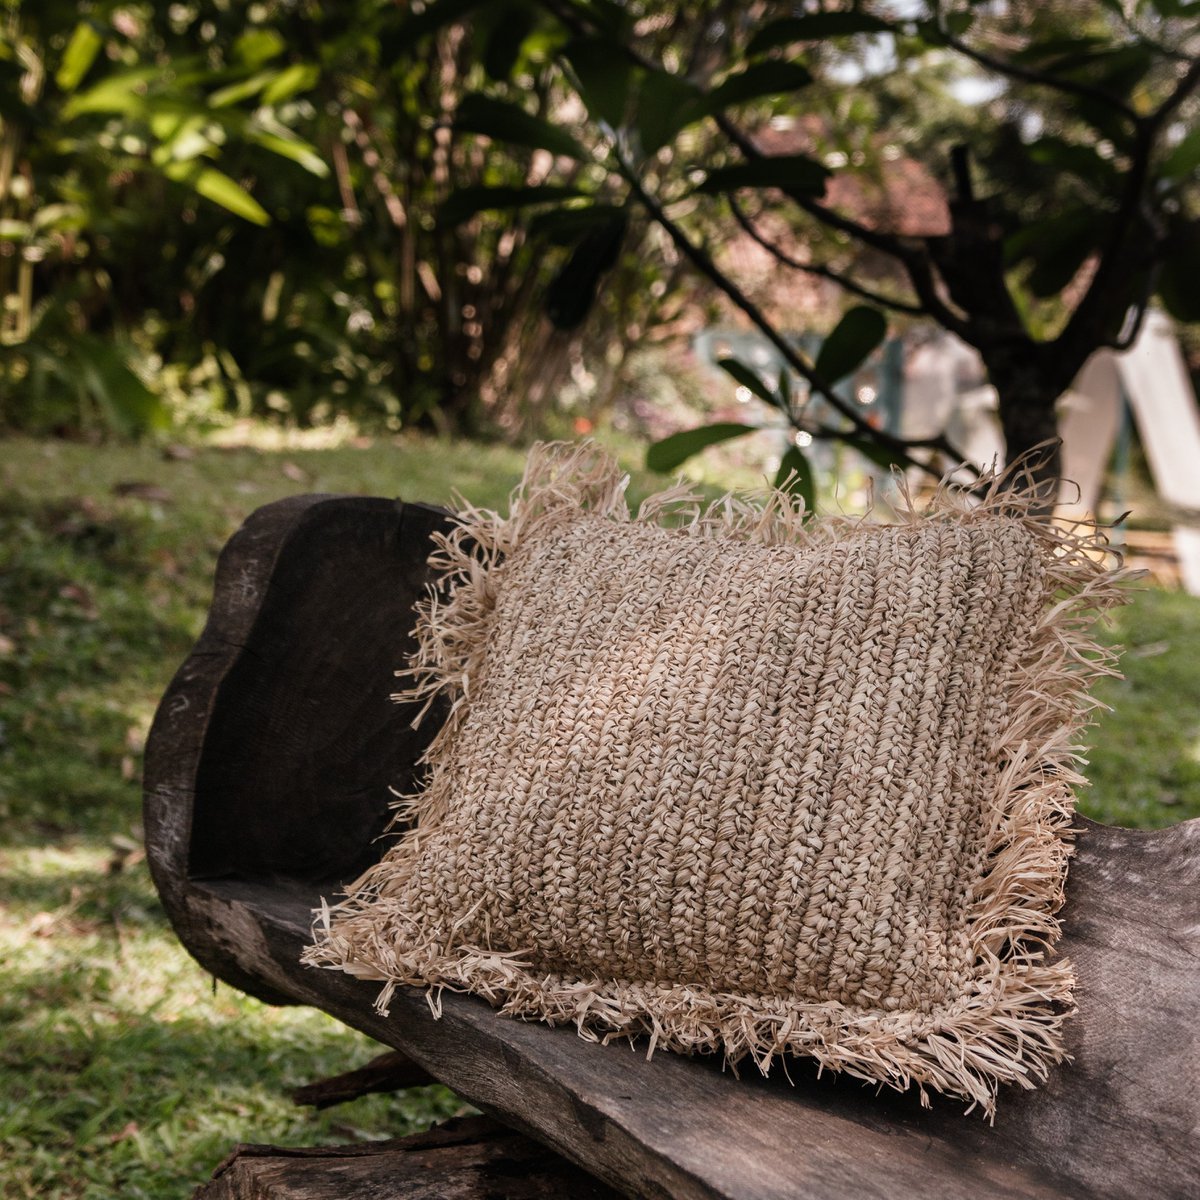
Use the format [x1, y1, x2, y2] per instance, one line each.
[58, 584, 99, 620]
[112, 481, 173, 503]
[1130, 640, 1170, 659]
[108, 832, 145, 873]
[281, 461, 309, 483]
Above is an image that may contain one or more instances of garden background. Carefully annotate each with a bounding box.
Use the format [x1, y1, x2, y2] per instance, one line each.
[2, 2, 1198, 1195]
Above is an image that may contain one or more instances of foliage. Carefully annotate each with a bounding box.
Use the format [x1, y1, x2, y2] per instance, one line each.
[0, 0, 606, 437]
[422, 0, 1200, 493]
[0, 1, 332, 435]
[1, 1, 1197, 477]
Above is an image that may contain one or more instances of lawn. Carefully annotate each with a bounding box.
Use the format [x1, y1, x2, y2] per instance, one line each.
[2, 429, 1198, 1198]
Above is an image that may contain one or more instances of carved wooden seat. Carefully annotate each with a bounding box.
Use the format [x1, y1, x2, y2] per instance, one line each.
[145, 494, 1200, 1200]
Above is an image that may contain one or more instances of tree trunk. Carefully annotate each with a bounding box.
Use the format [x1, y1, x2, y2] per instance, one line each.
[983, 347, 1075, 513]
[994, 385, 1060, 510]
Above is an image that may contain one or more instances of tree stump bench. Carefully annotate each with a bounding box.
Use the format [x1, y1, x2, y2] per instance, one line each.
[145, 495, 1200, 1200]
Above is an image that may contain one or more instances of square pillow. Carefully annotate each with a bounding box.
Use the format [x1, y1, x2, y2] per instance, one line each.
[304, 441, 1128, 1117]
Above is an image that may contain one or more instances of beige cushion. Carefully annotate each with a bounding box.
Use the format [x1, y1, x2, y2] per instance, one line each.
[305, 442, 1128, 1117]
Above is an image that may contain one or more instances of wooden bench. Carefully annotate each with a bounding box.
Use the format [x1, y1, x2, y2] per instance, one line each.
[145, 494, 1200, 1200]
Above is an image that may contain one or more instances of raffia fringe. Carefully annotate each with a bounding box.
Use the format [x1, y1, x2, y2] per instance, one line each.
[304, 441, 1136, 1119]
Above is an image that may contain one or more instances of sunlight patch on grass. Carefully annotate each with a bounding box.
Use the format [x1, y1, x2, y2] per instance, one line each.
[0, 843, 460, 1199]
[206, 414, 367, 451]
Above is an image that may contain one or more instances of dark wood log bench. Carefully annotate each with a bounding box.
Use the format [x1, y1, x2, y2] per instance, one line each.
[145, 494, 1200, 1200]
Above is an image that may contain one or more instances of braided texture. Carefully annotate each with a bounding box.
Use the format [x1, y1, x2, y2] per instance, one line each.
[304, 442, 1131, 1117]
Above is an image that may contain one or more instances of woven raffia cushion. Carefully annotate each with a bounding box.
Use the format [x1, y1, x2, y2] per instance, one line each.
[304, 442, 1128, 1116]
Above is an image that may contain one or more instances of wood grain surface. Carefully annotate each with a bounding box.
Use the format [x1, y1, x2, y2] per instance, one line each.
[193, 1114, 619, 1199]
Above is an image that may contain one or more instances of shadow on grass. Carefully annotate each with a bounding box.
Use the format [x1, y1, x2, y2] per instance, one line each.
[0, 937, 459, 1198]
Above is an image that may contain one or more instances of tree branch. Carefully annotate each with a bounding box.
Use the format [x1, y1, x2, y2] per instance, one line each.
[936, 25, 1139, 125]
[543, 0, 976, 477]
[1056, 55, 1200, 364]
[712, 113, 913, 259]
[1142, 54, 1200, 140]
[711, 113, 974, 340]
[728, 196, 925, 315]
[618, 159, 972, 479]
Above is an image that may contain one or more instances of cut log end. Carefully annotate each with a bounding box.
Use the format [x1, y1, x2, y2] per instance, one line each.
[193, 1115, 621, 1200]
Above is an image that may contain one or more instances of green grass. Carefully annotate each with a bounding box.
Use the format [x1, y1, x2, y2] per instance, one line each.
[1089, 588, 1200, 827]
[1, 429, 1198, 1197]
[0, 431, 538, 1199]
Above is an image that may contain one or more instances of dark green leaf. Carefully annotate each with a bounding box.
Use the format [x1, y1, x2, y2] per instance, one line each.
[56, 21, 104, 93]
[1004, 207, 1089, 263]
[563, 37, 635, 127]
[439, 183, 588, 225]
[814, 306, 887, 383]
[842, 433, 907, 473]
[1074, 93, 1136, 148]
[1027, 136, 1115, 182]
[646, 422, 756, 472]
[636, 68, 703, 156]
[911, 18, 947, 46]
[706, 61, 813, 110]
[1069, 44, 1155, 97]
[73, 336, 168, 438]
[567, 0, 631, 37]
[696, 154, 830, 196]
[454, 93, 588, 159]
[1005, 210, 1099, 298]
[527, 203, 626, 244]
[386, 0, 490, 50]
[481, 2, 537, 80]
[774, 446, 816, 515]
[748, 14, 892, 55]
[943, 11, 975, 36]
[1158, 221, 1200, 323]
[717, 357, 779, 405]
[545, 212, 627, 329]
[1161, 127, 1200, 181]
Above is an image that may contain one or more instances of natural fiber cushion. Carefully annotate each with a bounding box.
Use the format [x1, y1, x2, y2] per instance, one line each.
[304, 442, 1128, 1116]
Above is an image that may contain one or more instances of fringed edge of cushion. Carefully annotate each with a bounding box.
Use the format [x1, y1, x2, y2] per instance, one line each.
[302, 440, 1138, 1120]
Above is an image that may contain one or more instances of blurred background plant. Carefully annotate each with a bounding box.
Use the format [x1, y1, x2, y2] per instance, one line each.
[0, 0, 1195, 497]
[0, 0, 706, 440]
